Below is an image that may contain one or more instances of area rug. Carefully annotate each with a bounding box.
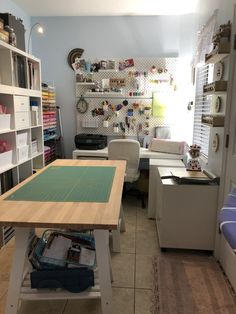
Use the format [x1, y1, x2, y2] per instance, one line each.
[151, 252, 236, 314]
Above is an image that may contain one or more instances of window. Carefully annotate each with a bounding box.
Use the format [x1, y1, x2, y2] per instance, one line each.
[192, 11, 217, 157]
[193, 64, 212, 157]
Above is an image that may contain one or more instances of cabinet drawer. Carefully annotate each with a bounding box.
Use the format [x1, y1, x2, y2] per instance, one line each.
[14, 96, 29, 112]
[15, 111, 30, 129]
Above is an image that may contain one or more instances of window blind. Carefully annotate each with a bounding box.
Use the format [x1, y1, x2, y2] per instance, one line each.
[193, 64, 211, 157]
[192, 11, 217, 157]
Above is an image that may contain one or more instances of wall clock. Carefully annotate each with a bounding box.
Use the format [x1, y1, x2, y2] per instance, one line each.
[76, 96, 89, 113]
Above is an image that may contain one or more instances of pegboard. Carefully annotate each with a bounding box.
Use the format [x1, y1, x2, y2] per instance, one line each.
[75, 57, 178, 141]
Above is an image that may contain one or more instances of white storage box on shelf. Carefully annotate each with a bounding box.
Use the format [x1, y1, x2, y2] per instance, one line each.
[0, 150, 13, 169]
[0, 114, 11, 131]
[15, 112, 30, 129]
[31, 140, 38, 155]
[16, 132, 28, 147]
[17, 145, 29, 162]
[14, 96, 30, 129]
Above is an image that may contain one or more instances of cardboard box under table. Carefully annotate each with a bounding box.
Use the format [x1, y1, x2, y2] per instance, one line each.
[0, 159, 126, 314]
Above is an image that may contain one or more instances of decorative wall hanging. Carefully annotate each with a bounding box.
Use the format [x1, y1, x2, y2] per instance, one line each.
[212, 133, 219, 152]
[67, 48, 84, 69]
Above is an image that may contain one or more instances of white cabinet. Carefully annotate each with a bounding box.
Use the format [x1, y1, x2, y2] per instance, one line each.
[0, 39, 44, 246]
[148, 158, 185, 218]
[155, 167, 218, 250]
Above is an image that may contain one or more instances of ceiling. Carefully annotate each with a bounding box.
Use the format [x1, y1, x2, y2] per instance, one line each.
[12, 0, 199, 16]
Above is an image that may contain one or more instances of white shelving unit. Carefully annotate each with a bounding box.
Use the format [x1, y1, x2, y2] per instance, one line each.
[0, 39, 44, 246]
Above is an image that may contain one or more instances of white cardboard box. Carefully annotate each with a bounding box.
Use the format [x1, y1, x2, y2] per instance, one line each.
[17, 145, 29, 162]
[0, 114, 11, 131]
[16, 132, 28, 147]
[31, 140, 38, 155]
[0, 150, 13, 168]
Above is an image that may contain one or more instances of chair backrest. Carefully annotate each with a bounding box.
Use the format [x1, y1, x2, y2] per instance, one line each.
[108, 139, 140, 182]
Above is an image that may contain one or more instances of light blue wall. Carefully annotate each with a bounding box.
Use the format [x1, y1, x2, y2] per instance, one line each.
[31, 15, 197, 157]
[0, 0, 31, 48]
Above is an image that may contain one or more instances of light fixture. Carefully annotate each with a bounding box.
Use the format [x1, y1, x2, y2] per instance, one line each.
[27, 23, 44, 53]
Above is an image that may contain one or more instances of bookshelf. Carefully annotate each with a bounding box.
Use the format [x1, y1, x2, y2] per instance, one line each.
[42, 83, 57, 164]
[0, 39, 44, 246]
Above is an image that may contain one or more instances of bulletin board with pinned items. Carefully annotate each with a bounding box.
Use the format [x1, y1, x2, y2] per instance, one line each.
[75, 57, 178, 143]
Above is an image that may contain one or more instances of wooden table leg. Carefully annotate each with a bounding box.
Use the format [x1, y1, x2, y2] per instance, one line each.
[5, 227, 32, 314]
[120, 204, 126, 232]
[94, 230, 113, 314]
[112, 204, 126, 253]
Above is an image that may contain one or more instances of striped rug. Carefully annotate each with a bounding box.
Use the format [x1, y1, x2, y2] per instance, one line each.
[151, 252, 236, 314]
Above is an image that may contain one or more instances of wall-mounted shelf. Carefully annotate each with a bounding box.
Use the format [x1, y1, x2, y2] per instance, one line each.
[83, 95, 152, 100]
[76, 82, 97, 86]
[203, 81, 227, 94]
[201, 114, 225, 127]
[205, 53, 229, 65]
[84, 92, 124, 98]
[205, 41, 230, 64]
[98, 69, 119, 73]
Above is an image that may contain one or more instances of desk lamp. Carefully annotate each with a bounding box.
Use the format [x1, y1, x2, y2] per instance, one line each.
[27, 23, 44, 53]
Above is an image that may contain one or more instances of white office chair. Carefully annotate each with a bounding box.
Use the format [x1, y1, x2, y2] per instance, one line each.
[108, 139, 145, 208]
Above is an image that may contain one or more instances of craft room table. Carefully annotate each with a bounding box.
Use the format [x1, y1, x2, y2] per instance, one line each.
[0, 159, 126, 314]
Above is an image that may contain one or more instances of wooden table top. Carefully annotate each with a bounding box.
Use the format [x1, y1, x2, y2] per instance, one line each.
[0, 159, 126, 230]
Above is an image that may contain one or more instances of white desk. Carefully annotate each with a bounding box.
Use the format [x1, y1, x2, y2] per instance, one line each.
[72, 147, 184, 160]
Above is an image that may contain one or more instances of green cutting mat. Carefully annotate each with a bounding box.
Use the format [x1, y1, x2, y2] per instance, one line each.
[6, 166, 116, 203]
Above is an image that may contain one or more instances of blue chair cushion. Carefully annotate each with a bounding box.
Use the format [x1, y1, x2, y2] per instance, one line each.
[218, 188, 236, 251]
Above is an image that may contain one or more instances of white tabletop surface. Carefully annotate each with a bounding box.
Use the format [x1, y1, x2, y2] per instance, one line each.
[73, 147, 184, 160]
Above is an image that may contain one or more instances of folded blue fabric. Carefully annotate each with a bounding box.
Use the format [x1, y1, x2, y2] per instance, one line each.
[30, 267, 94, 293]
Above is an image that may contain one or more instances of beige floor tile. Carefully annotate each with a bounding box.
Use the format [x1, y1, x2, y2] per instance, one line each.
[136, 230, 158, 255]
[0, 281, 9, 299]
[0, 247, 14, 280]
[19, 300, 66, 314]
[136, 210, 156, 232]
[135, 254, 155, 289]
[124, 215, 137, 232]
[0, 293, 6, 314]
[135, 289, 153, 314]
[111, 253, 135, 288]
[112, 287, 134, 314]
[119, 230, 136, 254]
[64, 288, 134, 314]
[5, 236, 15, 248]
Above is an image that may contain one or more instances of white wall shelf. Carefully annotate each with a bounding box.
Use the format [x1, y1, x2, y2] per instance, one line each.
[76, 82, 96, 86]
[205, 53, 229, 65]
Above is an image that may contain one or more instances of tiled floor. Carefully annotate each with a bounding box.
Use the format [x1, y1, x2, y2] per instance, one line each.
[0, 196, 158, 314]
